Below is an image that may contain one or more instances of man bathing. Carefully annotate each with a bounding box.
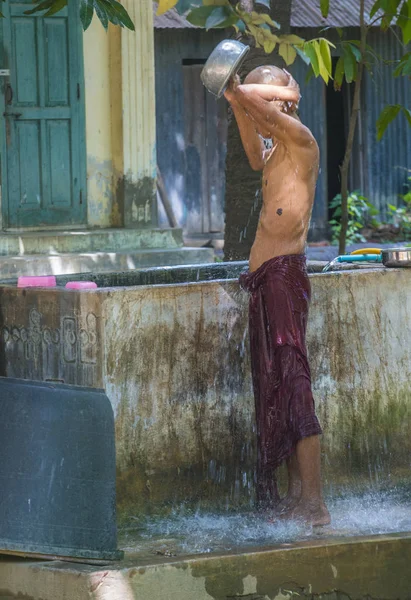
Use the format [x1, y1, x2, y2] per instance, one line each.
[225, 66, 330, 527]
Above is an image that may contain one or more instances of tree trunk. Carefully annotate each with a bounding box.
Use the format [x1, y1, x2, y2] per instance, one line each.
[338, 0, 367, 255]
[224, 1, 292, 261]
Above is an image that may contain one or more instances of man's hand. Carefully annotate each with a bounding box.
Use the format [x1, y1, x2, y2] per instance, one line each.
[224, 74, 241, 104]
[237, 83, 300, 105]
[283, 70, 300, 112]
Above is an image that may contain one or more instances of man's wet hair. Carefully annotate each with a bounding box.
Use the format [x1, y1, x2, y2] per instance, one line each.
[244, 66, 300, 113]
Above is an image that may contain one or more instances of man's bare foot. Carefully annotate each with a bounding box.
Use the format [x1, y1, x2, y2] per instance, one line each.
[277, 493, 301, 514]
[286, 499, 331, 527]
[267, 494, 301, 523]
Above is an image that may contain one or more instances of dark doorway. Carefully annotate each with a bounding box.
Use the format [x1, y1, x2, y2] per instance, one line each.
[182, 60, 227, 237]
[326, 58, 347, 207]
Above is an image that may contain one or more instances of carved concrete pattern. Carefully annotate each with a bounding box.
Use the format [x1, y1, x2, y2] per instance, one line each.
[2, 309, 99, 365]
[63, 317, 77, 363]
[80, 312, 98, 364]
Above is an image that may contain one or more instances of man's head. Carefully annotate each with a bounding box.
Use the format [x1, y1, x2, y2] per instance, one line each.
[244, 65, 300, 115]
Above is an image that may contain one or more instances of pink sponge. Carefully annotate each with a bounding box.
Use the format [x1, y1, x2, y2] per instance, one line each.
[18, 276, 56, 288]
[65, 281, 97, 290]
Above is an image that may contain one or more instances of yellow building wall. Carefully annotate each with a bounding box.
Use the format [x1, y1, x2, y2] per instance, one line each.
[83, 23, 122, 228]
[83, 0, 157, 230]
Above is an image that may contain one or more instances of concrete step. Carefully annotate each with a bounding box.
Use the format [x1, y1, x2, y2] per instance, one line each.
[0, 228, 183, 256]
[0, 247, 215, 278]
[0, 533, 409, 600]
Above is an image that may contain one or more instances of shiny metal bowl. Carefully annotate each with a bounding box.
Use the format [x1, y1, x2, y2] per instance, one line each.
[201, 39, 250, 98]
[381, 248, 411, 267]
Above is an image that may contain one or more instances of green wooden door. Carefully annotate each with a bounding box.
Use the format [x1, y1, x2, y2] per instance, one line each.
[0, 0, 86, 228]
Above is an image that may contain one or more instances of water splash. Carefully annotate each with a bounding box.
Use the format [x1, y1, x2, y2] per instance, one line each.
[119, 489, 411, 557]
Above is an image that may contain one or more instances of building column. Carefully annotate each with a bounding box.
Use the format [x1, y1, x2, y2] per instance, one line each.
[121, 0, 157, 228]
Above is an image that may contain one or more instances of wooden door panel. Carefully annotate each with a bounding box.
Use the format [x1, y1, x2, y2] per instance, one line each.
[48, 120, 72, 207]
[11, 120, 42, 211]
[1, 2, 86, 228]
[44, 18, 69, 107]
[12, 18, 39, 106]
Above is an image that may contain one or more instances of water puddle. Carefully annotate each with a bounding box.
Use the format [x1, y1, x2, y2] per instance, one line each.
[119, 489, 411, 557]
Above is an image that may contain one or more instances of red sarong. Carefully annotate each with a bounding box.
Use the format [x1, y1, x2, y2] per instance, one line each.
[240, 254, 322, 509]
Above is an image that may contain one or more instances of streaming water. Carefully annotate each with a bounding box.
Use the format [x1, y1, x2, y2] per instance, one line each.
[239, 189, 262, 243]
[119, 488, 411, 557]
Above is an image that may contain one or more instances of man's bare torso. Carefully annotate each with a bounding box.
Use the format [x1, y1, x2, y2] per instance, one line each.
[249, 133, 319, 272]
[224, 76, 320, 273]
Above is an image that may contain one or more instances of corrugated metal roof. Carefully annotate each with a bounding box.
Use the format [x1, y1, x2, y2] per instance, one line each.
[154, 0, 380, 29]
[291, 0, 379, 27]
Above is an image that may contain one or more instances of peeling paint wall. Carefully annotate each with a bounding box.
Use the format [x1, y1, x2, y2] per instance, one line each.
[0, 269, 411, 520]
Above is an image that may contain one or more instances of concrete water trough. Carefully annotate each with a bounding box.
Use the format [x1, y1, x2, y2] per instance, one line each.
[0, 262, 410, 517]
[0, 261, 410, 597]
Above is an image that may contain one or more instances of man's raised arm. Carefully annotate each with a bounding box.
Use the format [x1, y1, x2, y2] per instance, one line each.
[224, 79, 266, 172]
[234, 84, 312, 147]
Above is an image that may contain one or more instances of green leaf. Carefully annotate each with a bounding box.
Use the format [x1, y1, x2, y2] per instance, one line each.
[343, 45, 357, 82]
[394, 52, 411, 77]
[295, 45, 310, 65]
[320, 0, 329, 18]
[205, 6, 230, 28]
[319, 38, 332, 74]
[186, 5, 215, 26]
[305, 65, 314, 84]
[234, 19, 246, 33]
[80, 0, 94, 29]
[98, 0, 120, 24]
[44, 0, 67, 17]
[370, 0, 381, 18]
[334, 56, 345, 89]
[303, 41, 320, 77]
[278, 42, 297, 65]
[398, 0, 411, 45]
[347, 42, 361, 62]
[175, 0, 202, 14]
[93, 0, 109, 29]
[106, 0, 134, 29]
[279, 34, 304, 44]
[376, 104, 401, 140]
[24, 0, 55, 15]
[381, 0, 401, 13]
[402, 106, 411, 128]
[263, 36, 276, 54]
[314, 40, 329, 83]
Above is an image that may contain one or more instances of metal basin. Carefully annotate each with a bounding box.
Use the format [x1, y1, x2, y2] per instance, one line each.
[201, 39, 250, 98]
[382, 247, 411, 267]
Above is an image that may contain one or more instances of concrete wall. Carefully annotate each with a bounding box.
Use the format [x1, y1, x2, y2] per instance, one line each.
[0, 268, 410, 520]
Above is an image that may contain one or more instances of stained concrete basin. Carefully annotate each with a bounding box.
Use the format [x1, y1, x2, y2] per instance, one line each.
[1, 533, 411, 600]
[0, 266, 410, 519]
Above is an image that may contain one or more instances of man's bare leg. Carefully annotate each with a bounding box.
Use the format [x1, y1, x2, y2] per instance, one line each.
[283, 435, 330, 526]
[276, 453, 301, 514]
